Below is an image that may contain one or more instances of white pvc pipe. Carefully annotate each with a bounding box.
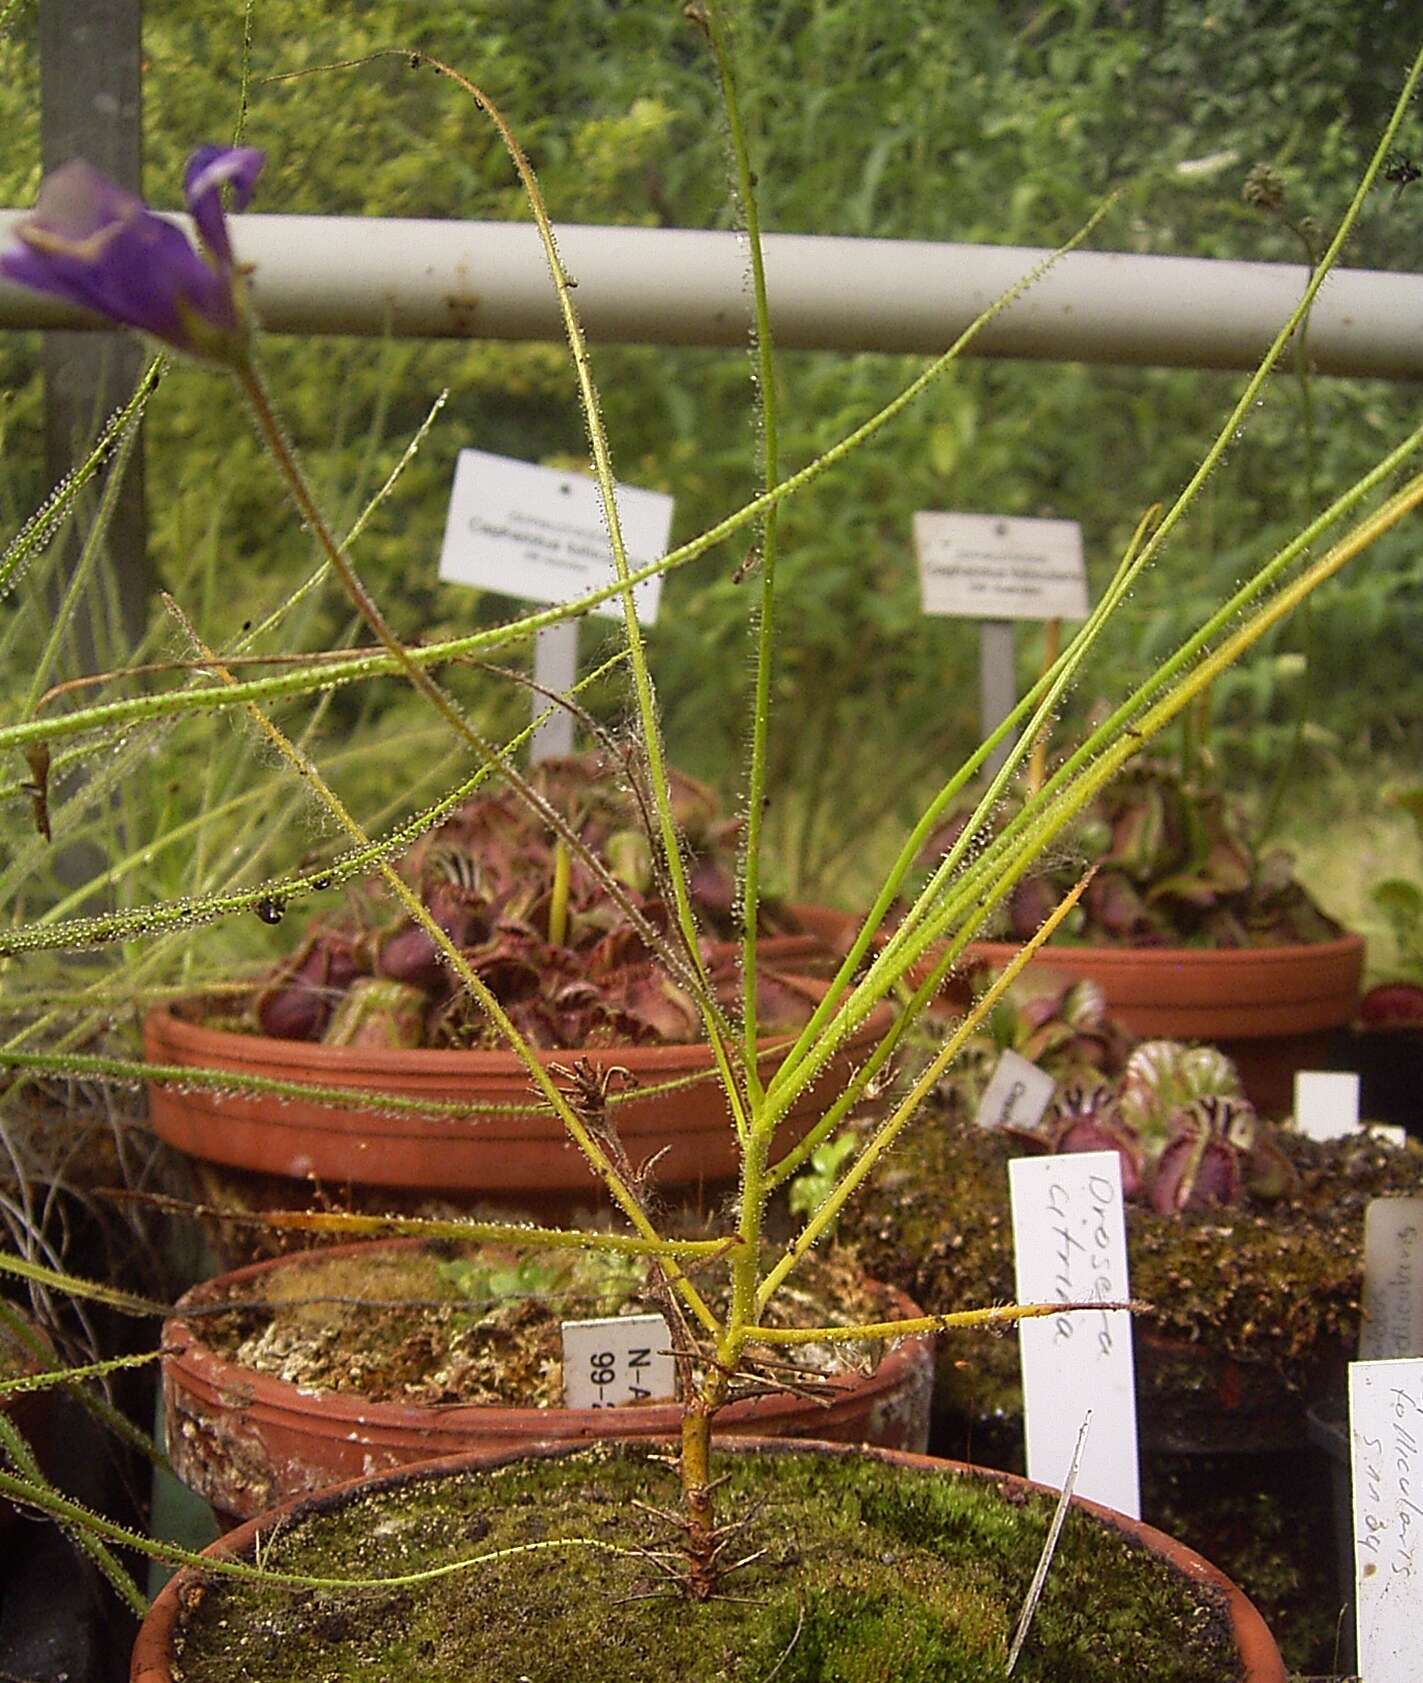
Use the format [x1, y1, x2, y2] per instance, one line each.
[1, 212, 1421, 379]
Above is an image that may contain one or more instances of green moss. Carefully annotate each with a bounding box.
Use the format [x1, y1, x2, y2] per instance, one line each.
[846, 1111, 1423, 1380]
[1140, 1454, 1342, 1676]
[173, 1443, 1242, 1683]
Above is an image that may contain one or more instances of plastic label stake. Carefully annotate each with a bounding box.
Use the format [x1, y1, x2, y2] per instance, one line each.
[976, 1048, 1056, 1133]
[1360, 1199, 1423, 1362]
[561, 1313, 675, 1409]
[913, 511, 1087, 779]
[1009, 1151, 1139, 1519]
[438, 449, 674, 759]
[1294, 1069, 1361, 1141]
[913, 512, 1089, 620]
[1349, 1357, 1423, 1682]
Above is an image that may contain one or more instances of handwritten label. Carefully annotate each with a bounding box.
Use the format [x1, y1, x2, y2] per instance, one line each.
[1349, 1357, 1423, 1682]
[1009, 1151, 1139, 1518]
[976, 1048, 1056, 1133]
[915, 512, 1088, 621]
[561, 1314, 675, 1410]
[1361, 1200, 1423, 1362]
[1294, 1069, 1361, 1141]
[439, 450, 674, 622]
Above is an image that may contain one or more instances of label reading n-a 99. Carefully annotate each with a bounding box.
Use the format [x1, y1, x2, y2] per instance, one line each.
[561, 1313, 676, 1409]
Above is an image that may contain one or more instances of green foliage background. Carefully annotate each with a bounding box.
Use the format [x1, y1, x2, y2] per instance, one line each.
[0, 0, 1420, 927]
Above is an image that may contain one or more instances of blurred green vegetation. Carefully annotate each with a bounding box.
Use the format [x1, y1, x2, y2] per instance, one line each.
[0, 0, 1420, 955]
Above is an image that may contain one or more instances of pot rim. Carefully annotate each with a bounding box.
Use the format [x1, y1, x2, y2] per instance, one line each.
[162, 1235, 932, 1445]
[132, 1435, 1286, 1683]
[967, 931, 1365, 974]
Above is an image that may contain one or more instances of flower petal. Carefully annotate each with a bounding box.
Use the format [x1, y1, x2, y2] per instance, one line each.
[0, 162, 232, 348]
[182, 145, 265, 267]
[0, 155, 260, 362]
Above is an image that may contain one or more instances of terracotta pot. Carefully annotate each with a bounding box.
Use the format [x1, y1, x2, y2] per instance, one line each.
[703, 902, 851, 974]
[144, 977, 889, 1196]
[967, 934, 1365, 1113]
[132, 1436, 1287, 1683]
[161, 1238, 935, 1521]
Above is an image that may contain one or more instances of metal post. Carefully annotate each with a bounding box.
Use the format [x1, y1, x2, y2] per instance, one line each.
[39, 0, 150, 659]
[980, 620, 1016, 778]
[531, 621, 579, 763]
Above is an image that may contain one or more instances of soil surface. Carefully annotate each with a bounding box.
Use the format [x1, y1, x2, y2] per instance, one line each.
[191, 1242, 897, 1408]
[845, 1109, 1423, 1417]
[168, 1441, 1246, 1683]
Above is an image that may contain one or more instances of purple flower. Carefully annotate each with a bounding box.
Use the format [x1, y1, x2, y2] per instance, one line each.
[0, 146, 265, 363]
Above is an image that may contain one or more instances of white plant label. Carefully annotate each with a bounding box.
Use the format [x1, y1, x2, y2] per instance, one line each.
[1361, 1199, 1423, 1362]
[1009, 1151, 1139, 1518]
[561, 1313, 675, 1409]
[914, 512, 1088, 621]
[439, 449, 673, 623]
[1349, 1357, 1423, 1682]
[1294, 1069, 1361, 1141]
[976, 1048, 1056, 1133]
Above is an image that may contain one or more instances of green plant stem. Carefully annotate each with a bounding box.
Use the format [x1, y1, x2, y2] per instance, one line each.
[0, 1346, 164, 1399]
[0, 1462, 631, 1592]
[0, 1044, 753, 1127]
[121, 1195, 743, 1262]
[0, 654, 628, 958]
[756, 869, 1092, 1310]
[0, 1251, 165, 1316]
[0, 356, 163, 602]
[22, 392, 146, 716]
[548, 836, 571, 948]
[0, 1416, 146, 1615]
[746, 1298, 1136, 1345]
[693, 2, 782, 1071]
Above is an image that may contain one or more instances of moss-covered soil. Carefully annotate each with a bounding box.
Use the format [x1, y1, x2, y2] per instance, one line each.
[930, 1401, 1341, 1678]
[840, 1109, 1406, 1674]
[191, 1241, 892, 1407]
[169, 1442, 1246, 1683]
[845, 1110, 1423, 1420]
